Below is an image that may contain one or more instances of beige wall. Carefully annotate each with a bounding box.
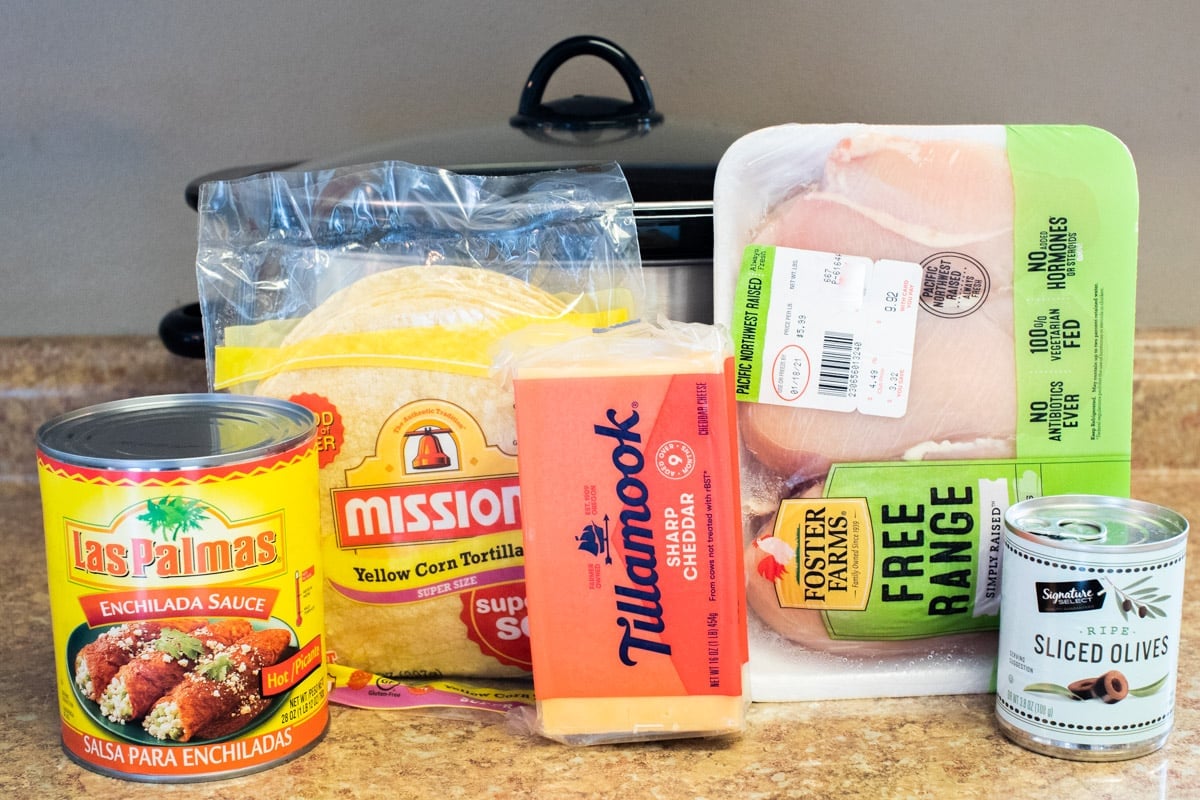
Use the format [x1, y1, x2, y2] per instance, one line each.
[2, 0, 1197, 336]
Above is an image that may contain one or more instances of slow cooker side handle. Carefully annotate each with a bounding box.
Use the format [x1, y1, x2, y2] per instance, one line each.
[511, 35, 663, 130]
[159, 302, 205, 359]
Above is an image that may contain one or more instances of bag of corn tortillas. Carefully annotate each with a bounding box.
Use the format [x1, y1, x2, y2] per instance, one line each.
[195, 160, 642, 713]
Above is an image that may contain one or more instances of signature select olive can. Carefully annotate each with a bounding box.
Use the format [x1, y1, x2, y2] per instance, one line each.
[995, 495, 1189, 761]
[37, 394, 328, 781]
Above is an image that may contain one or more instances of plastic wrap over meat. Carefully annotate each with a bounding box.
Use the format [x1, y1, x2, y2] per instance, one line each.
[742, 131, 1017, 485]
[714, 124, 1139, 701]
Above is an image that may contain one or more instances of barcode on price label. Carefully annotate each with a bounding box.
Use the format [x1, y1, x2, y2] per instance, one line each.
[817, 331, 856, 398]
[731, 245, 919, 417]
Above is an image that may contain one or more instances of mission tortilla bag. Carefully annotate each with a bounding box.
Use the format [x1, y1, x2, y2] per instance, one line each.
[713, 124, 1139, 701]
[195, 160, 642, 714]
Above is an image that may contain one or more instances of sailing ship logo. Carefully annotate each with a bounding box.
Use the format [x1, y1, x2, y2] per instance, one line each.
[576, 516, 612, 565]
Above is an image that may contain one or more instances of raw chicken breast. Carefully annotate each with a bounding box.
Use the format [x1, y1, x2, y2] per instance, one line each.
[741, 133, 1017, 481]
[820, 133, 1014, 239]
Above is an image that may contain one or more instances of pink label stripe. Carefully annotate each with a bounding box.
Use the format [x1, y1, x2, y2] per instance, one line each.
[330, 565, 524, 604]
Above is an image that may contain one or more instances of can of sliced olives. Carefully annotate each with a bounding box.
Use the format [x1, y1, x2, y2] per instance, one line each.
[995, 494, 1189, 761]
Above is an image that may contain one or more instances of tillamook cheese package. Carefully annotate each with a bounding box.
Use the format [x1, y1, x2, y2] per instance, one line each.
[714, 125, 1139, 701]
[510, 321, 748, 744]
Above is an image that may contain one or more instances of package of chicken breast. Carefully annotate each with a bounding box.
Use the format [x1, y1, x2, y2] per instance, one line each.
[713, 124, 1138, 701]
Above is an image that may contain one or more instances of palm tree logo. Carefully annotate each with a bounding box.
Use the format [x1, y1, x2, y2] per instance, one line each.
[137, 496, 209, 542]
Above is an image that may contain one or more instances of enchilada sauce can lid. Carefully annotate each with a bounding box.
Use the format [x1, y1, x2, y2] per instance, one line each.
[995, 494, 1189, 761]
[36, 394, 328, 782]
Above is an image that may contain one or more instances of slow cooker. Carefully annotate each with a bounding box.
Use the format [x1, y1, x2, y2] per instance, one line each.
[162, 35, 743, 357]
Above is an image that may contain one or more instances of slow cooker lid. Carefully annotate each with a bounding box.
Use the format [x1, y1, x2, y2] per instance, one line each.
[184, 36, 739, 262]
[167, 36, 733, 359]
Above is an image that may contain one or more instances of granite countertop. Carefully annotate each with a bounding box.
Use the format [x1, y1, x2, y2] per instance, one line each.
[2, 331, 1197, 799]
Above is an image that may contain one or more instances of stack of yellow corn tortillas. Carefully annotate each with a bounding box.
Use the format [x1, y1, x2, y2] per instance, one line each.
[244, 264, 583, 679]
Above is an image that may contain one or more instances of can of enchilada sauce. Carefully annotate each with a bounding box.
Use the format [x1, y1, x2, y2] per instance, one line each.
[37, 394, 328, 781]
[996, 495, 1189, 761]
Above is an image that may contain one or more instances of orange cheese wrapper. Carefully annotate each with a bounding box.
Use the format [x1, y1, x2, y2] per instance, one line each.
[511, 322, 748, 745]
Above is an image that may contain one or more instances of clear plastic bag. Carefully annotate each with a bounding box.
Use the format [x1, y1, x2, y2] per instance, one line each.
[196, 160, 643, 383]
[193, 160, 643, 708]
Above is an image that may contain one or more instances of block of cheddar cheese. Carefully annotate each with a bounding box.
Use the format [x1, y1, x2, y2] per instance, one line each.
[511, 321, 748, 744]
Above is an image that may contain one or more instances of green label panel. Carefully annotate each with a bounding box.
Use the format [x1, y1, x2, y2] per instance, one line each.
[818, 456, 1131, 640]
[1007, 125, 1138, 460]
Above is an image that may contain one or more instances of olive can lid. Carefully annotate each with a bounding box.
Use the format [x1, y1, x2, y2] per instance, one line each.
[1005, 494, 1189, 551]
[36, 393, 315, 471]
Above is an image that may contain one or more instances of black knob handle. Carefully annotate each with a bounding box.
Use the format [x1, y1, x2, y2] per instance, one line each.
[511, 36, 663, 131]
[159, 302, 205, 359]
